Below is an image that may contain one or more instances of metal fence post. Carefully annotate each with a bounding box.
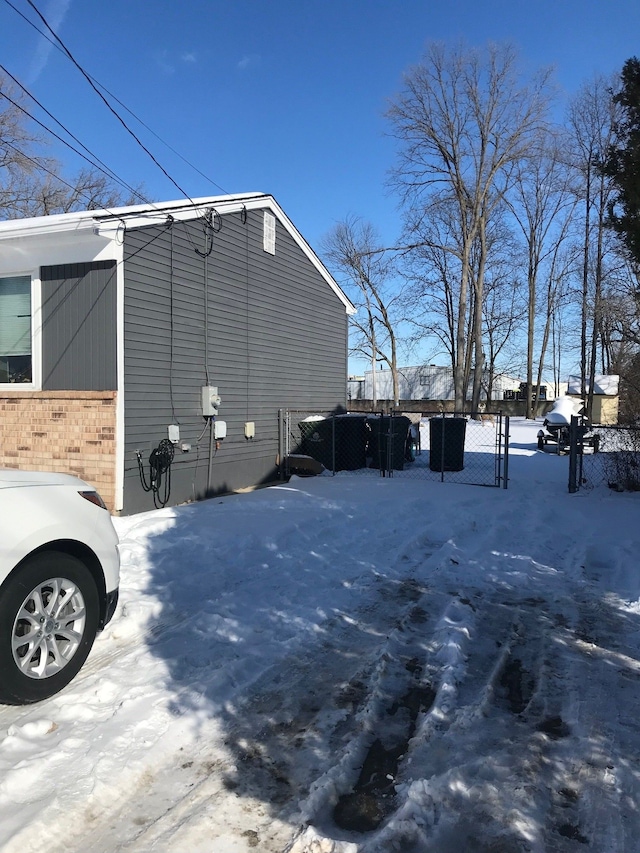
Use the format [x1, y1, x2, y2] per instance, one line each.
[377, 411, 386, 477]
[278, 409, 285, 479]
[331, 414, 336, 475]
[440, 411, 445, 482]
[568, 415, 579, 493]
[502, 414, 510, 489]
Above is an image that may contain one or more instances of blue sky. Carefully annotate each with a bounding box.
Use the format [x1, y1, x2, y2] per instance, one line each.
[2, 1, 639, 244]
[1, 0, 639, 373]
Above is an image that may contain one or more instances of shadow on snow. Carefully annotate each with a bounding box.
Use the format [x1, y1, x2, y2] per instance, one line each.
[137, 473, 640, 851]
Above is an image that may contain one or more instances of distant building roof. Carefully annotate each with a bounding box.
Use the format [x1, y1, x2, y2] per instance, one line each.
[567, 374, 619, 395]
[362, 365, 526, 401]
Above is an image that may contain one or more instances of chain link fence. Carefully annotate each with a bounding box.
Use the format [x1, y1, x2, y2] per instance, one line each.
[279, 410, 509, 488]
[569, 418, 640, 492]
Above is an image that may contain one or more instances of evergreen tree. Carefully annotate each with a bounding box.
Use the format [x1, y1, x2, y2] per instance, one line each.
[605, 57, 640, 265]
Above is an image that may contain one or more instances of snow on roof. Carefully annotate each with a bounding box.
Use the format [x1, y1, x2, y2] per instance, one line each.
[0, 193, 266, 236]
[567, 374, 619, 395]
[0, 193, 356, 315]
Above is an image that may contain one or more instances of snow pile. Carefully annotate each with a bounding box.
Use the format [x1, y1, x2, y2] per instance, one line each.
[544, 395, 584, 425]
[0, 419, 639, 852]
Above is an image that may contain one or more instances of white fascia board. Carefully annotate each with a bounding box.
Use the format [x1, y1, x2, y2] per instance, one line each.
[0, 193, 265, 241]
[96, 193, 356, 315]
[0, 193, 356, 315]
[91, 193, 268, 232]
[243, 195, 357, 316]
[0, 213, 96, 241]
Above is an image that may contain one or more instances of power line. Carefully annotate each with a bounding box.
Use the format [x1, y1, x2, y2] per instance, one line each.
[24, 0, 196, 204]
[0, 138, 127, 216]
[2, 0, 228, 194]
[0, 68, 150, 204]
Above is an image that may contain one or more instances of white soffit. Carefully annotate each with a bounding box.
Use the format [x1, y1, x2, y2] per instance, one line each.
[0, 193, 356, 315]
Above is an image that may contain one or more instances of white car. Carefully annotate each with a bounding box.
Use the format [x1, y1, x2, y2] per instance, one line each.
[0, 470, 120, 705]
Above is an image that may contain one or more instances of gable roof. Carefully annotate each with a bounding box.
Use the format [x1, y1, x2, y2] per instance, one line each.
[567, 374, 620, 395]
[0, 193, 356, 315]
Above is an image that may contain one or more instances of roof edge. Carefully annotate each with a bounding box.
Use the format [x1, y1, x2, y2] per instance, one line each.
[0, 193, 356, 315]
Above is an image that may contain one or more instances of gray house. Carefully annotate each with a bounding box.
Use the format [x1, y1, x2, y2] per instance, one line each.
[0, 193, 355, 514]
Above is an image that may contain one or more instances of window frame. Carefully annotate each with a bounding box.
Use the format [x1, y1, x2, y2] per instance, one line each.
[0, 270, 40, 390]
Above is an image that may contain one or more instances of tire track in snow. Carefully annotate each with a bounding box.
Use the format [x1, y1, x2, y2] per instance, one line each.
[286, 559, 636, 853]
[13, 537, 451, 853]
[6, 486, 640, 853]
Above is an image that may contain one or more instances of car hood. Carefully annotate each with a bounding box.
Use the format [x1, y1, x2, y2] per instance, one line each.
[0, 469, 91, 489]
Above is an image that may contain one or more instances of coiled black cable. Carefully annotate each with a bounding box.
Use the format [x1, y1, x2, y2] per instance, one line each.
[136, 439, 175, 508]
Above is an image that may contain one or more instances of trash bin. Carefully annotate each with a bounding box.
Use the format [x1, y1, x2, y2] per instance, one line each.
[429, 417, 466, 471]
[299, 415, 369, 471]
[367, 416, 412, 471]
[299, 418, 334, 470]
[334, 414, 369, 470]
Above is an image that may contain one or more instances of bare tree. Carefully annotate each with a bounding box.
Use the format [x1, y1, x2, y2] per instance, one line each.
[567, 75, 620, 418]
[321, 216, 403, 406]
[400, 195, 523, 404]
[1, 73, 145, 219]
[9, 166, 145, 218]
[599, 286, 639, 373]
[508, 134, 577, 417]
[400, 198, 467, 373]
[0, 74, 50, 217]
[481, 247, 527, 403]
[387, 41, 552, 410]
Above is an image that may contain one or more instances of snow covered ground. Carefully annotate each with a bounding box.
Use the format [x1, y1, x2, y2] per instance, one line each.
[1, 418, 640, 852]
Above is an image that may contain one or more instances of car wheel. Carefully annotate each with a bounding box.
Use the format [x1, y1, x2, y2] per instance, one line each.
[0, 551, 100, 705]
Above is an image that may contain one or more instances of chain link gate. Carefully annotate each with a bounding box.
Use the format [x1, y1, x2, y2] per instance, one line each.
[569, 416, 640, 493]
[279, 410, 509, 488]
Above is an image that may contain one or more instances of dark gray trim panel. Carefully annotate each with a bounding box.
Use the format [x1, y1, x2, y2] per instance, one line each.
[41, 260, 117, 391]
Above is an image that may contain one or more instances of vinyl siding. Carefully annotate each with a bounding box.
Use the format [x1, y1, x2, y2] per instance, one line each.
[122, 208, 347, 513]
[41, 261, 117, 391]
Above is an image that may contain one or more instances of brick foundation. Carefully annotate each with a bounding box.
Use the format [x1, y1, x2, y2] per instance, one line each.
[0, 391, 117, 511]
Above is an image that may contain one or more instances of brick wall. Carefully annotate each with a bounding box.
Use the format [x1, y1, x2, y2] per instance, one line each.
[0, 391, 117, 511]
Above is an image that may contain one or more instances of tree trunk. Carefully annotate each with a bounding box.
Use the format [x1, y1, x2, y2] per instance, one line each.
[526, 234, 537, 419]
[587, 176, 607, 421]
[454, 247, 471, 410]
[471, 219, 487, 414]
[581, 159, 592, 401]
[371, 347, 377, 409]
[391, 337, 399, 407]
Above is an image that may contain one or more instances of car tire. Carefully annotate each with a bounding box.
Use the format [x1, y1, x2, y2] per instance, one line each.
[0, 551, 100, 705]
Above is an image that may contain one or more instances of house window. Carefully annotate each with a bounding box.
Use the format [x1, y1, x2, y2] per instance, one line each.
[0, 275, 32, 383]
[263, 211, 276, 254]
[419, 373, 428, 386]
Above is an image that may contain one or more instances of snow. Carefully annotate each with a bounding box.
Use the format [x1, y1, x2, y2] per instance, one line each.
[1, 418, 640, 852]
[544, 396, 584, 425]
[567, 374, 620, 396]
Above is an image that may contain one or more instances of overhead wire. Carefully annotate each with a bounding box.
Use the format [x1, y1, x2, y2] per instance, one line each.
[0, 78, 149, 205]
[1, 43, 225, 261]
[1, 0, 233, 248]
[0, 2, 246, 503]
[169, 222, 178, 424]
[2, 0, 228, 195]
[0, 138, 129, 216]
[24, 0, 197, 204]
